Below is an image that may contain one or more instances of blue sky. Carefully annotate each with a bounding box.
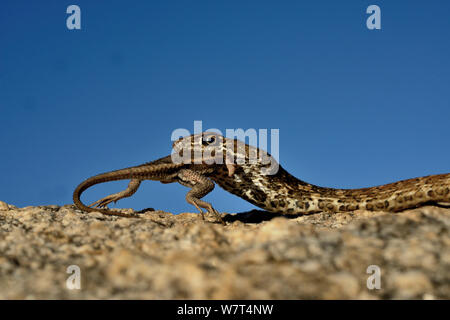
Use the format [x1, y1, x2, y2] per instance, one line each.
[1, 0, 449, 214]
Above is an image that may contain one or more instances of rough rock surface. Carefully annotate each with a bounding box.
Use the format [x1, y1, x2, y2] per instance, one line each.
[0, 201, 449, 299]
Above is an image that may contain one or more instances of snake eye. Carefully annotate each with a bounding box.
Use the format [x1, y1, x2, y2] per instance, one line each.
[202, 135, 216, 146]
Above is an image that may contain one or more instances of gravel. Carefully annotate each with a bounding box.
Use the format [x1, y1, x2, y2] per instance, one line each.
[0, 202, 449, 299]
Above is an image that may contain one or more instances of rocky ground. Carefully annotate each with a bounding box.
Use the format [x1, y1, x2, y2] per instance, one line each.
[0, 200, 449, 299]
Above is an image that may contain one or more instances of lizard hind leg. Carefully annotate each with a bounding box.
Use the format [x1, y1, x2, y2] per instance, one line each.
[89, 179, 142, 208]
[178, 169, 225, 225]
[187, 197, 224, 225]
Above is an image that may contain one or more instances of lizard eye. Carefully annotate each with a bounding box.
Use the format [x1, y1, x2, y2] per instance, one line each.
[202, 135, 216, 146]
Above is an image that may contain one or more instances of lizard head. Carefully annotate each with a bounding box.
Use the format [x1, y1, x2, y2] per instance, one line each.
[171, 132, 279, 176]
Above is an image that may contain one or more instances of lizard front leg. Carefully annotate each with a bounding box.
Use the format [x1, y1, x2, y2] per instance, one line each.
[90, 179, 142, 208]
[178, 169, 225, 225]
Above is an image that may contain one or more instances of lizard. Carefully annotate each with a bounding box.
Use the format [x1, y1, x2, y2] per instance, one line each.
[73, 132, 450, 224]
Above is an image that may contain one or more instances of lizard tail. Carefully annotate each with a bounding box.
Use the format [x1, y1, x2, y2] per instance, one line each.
[72, 167, 145, 217]
[73, 158, 181, 217]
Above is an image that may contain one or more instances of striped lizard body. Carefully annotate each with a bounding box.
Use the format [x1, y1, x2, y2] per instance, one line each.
[74, 132, 450, 223]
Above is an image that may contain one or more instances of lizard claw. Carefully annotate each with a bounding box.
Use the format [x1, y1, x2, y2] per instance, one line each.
[89, 194, 123, 208]
[208, 208, 225, 225]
